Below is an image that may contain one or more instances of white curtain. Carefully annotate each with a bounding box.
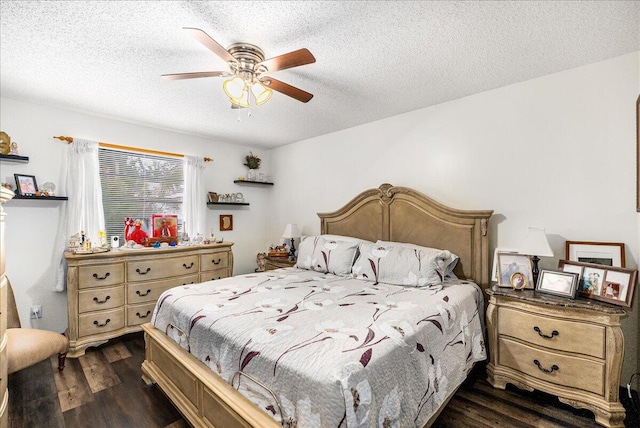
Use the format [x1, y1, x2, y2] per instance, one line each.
[54, 139, 105, 291]
[183, 155, 206, 240]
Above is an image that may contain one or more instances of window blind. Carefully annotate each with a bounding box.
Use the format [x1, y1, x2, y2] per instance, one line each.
[98, 147, 184, 241]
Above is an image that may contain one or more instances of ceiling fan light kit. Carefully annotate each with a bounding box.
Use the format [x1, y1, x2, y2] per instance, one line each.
[163, 28, 315, 108]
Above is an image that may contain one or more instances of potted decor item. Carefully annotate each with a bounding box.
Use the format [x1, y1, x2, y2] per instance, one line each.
[244, 152, 261, 180]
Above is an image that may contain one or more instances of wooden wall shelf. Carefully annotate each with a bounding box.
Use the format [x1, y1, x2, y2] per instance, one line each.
[0, 154, 29, 163]
[234, 180, 273, 186]
[13, 195, 68, 201]
[207, 202, 249, 207]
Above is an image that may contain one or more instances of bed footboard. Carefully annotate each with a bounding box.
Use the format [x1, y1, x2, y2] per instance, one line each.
[141, 322, 281, 428]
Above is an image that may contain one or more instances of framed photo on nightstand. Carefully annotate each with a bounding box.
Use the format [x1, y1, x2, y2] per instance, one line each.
[535, 270, 579, 299]
[497, 253, 533, 288]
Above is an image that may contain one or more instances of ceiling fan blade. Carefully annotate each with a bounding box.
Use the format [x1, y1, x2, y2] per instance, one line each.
[183, 27, 236, 64]
[162, 71, 229, 80]
[257, 48, 316, 73]
[260, 77, 313, 103]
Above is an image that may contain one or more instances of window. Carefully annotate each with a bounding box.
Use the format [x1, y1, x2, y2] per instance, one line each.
[99, 148, 184, 241]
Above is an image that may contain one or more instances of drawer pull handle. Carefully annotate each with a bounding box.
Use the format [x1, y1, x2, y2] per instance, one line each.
[183, 282, 195, 285]
[93, 319, 111, 328]
[136, 267, 151, 275]
[533, 326, 559, 339]
[136, 289, 151, 297]
[533, 359, 559, 374]
[92, 272, 111, 280]
[183, 262, 194, 269]
[136, 310, 151, 319]
[93, 296, 111, 304]
[212, 258, 222, 265]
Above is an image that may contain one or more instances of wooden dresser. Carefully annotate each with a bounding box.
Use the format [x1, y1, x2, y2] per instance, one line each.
[0, 187, 13, 427]
[65, 242, 233, 357]
[486, 287, 626, 427]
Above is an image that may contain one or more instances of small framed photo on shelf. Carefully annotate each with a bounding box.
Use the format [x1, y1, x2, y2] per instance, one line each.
[535, 270, 579, 299]
[565, 241, 625, 267]
[14, 173, 38, 196]
[220, 214, 233, 231]
[497, 252, 533, 288]
[208, 192, 218, 202]
[558, 259, 637, 307]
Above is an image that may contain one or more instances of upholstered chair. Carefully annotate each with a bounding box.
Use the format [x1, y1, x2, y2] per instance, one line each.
[5, 278, 69, 374]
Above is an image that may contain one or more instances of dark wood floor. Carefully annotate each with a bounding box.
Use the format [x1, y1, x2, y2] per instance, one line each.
[7, 332, 639, 427]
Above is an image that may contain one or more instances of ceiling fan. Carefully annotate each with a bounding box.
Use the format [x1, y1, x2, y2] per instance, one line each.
[163, 28, 316, 107]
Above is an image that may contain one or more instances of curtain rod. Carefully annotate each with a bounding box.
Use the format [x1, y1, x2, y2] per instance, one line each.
[53, 136, 213, 162]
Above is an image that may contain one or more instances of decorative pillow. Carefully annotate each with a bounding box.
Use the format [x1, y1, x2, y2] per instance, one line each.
[296, 236, 360, 275]
[352, 242, 459, 287]
[375, 240, 459, 276]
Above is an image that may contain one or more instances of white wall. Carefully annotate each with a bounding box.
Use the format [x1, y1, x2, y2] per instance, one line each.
[0, 98, 271, 333]
[2, 51, 638, 385]
[268, 52, 640, 384]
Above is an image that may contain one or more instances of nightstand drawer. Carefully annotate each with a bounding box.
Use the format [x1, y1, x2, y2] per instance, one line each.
[78, 285, 125, 313]
[498, 307, 605, 358]
[498, 337, 604, 395]
[78, 263, 125, 289]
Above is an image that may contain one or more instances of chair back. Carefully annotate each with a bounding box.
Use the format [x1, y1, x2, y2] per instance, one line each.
[6, 278, 22, 328]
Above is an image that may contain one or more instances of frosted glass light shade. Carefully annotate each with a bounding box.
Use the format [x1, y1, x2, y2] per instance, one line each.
[223, 76, 246, 99]
[229, 90, 249, 108]
[282, 223, 301, 239]
[519, 227, 554, 257]
[251, 82, 272, 105]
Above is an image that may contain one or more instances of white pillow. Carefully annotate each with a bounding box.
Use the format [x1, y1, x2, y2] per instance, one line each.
[352, 241, 458, 286]
[296, 236, 360, 275]
[322, 234, 373, 244]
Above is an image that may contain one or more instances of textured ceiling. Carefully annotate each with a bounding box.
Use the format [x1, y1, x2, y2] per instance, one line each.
[1, 1, 639, 148]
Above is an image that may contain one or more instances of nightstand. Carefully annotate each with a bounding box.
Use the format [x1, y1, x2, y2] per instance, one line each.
[264, 256, 296, 271]
[486, 287, 626, 427]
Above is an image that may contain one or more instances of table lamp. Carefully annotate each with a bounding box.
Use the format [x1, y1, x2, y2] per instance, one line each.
[519, 227, 554, 287]
[281, 223, 301, 261]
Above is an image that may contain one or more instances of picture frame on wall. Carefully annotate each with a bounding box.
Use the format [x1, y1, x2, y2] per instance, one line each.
[565, 241, 625, 267]
[535, 269, 579, 299]
[558, 259, 637, 307]
[220, 214, 233, 231]
[14, 173, 38, 196]
[497, 252, 534, 288]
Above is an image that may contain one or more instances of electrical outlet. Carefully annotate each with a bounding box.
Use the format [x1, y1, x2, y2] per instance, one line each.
[30, 305, 42, 319]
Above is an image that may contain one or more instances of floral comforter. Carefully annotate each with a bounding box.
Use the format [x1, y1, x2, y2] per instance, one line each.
[151, 268, 486, 427]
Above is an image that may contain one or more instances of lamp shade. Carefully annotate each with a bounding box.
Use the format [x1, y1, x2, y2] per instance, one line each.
[519, 227, 554, 257]
[281, 223, 301, 239]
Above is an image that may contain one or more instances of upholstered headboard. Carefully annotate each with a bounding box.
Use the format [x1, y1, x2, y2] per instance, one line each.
[318, 183, 493, 286]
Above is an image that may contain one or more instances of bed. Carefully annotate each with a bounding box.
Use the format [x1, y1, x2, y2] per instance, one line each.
[141, 183, 493, 427]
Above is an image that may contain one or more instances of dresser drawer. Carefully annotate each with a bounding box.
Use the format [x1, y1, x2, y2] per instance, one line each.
[78, 285, 125, 313]
[78, 308, 125, 337]
[200, 252, 230, 272]
[128, 274, 199, 304]
[498, 337, 604, 395]
[128, 255, 199, 282]
[127, 302, 156, 326]
[199, 269, 229, 283]
[78, 263, 125, 289]
[498, 307, 605, 359]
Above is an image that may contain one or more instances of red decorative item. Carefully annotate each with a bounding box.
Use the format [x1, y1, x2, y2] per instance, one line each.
[124, 217, 134, 240]
[126, 218, 149, 245]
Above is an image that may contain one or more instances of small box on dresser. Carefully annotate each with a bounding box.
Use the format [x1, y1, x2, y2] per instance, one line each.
[486, 286, 626, 428]
[65, 242, 233, 357]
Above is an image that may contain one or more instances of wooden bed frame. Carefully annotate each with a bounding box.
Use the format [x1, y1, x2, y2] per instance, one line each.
[141, 183, 493, 427]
